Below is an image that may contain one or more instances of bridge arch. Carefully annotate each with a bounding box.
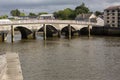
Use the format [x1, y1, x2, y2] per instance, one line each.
[16, 26, 33, 39]
[61, 26, 78, 37]
[38, 24, 58, 37]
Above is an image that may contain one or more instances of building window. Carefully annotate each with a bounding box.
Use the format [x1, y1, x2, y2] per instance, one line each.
[112, 17, 115, 19]
[112, 24, 115, 27]
[107, 21, 109, 23]
[107, 17, 109, 19]
[106, 10, 109, 13]
[118, 20, 120, 23]
[107, 13, 110, 16]
[112, 13, 115, 15]
[118, 17, 120, 20]
[112, 21, 115, 23]
[118, 25, 120, 27]
[112, 10, 115, 12]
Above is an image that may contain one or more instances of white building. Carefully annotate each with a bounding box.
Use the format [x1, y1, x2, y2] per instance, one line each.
[104, 5, 120, 27]
[0, 19, 12, 24]
[39, 14, 55, 20]
[75, 13, 104, 26]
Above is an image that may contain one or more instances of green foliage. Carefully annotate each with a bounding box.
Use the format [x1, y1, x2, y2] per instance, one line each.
[0, 15, 8, 19]
[54, 3, 90, 20]
[75, 3, 90, 15]
[10, 9, 20, 16]
[29, 13, 36, 16]
[95, 11, 102, 16]
[38, 12, 48, 15]
[20, 12, 26, 16]
[54, 8, 75, 20]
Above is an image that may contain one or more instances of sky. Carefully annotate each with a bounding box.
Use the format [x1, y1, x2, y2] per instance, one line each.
[0, 0, 120, 15]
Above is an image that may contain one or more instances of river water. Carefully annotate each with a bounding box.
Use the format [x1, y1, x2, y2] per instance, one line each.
[0, 34, 120, 80]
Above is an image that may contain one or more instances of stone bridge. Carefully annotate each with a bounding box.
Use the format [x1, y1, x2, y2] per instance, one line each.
[0, 19, 96, 42]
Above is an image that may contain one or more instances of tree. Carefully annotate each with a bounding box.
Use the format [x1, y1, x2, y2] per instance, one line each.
[38, 12, 48, 15]
[0, 15, 8, 19]
[75, 3, 90, 15]
[54, 8, 75, 20]
[20, 12, 26, 16]
[95, 11, 103, 16]
[10, 9, 20, 16]
[29, 13, 36, 16]
[54, 3, 90, 20]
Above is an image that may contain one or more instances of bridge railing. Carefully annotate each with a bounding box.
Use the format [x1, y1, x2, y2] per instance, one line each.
[13, 19, 96, 25]
[0, 19, 96, 25]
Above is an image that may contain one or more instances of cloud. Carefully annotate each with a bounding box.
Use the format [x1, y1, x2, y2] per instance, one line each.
[0, 0, 120, 15]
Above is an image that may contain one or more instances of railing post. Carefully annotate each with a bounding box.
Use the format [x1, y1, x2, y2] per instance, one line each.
[43, 24, 46, 40]
[68, 24, 71, 39]
[11, 25, 14, 43]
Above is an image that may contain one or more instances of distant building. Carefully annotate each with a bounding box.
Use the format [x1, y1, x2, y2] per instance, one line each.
[75, 13, 104, 26]
[75, 13, 97, 22]
[0, 19, 12, 24]
[104, 5, 120, 27]
[8, 16, 38, 20]
[38, 14, 55, 20]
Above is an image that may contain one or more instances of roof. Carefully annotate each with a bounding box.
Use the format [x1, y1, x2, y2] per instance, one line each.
[0, 19, 12, 23]
[105, 5, 120, 10]
[40, 14, 53, 17]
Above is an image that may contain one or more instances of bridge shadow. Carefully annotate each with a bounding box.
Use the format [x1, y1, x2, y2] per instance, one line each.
[16, 26, 33, 39]
[38, 25, 58, 37]
[61, 26, 78, 38]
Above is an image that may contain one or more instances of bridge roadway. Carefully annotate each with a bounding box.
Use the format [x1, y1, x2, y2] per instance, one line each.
[0, 19, 95, 42]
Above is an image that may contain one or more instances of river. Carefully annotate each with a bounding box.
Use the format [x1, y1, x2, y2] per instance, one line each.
[0, 34, 120, 80]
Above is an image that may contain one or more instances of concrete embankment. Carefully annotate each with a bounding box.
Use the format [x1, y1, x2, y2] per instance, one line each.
[0, 52, 23, 80]
[0, 54, 7, 80]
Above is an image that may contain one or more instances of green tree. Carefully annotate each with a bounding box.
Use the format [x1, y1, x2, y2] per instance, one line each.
[0, 15, 8, 19]
[95, 11, 103, 16]
[38, 12, 48, 15]
[29, 13, 36, 16]
[20, 12, 26, 16]
[75, 3, 90, 15]
[54, 8, 75, 20]
[10, 9, 20, 16]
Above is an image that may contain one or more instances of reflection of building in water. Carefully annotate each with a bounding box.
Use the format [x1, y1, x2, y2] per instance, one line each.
[38, 14, 55, 20]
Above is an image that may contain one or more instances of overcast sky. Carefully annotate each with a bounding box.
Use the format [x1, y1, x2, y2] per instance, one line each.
[0, 0, 120, 15]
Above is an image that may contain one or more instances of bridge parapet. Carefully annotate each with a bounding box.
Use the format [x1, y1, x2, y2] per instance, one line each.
[0, 19, 96, 25]
[12, 20, 96, 25]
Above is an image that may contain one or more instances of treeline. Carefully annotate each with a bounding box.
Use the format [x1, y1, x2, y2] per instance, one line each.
[10, 9, 48, 17]
[0, 3, 102, 19]
[0, 15, 8, 19]
[54, 3, 89, 20]
[54, 3, 102, 20]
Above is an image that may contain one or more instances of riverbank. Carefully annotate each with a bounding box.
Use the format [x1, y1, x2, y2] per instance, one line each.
[0, 52, 23, 80]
